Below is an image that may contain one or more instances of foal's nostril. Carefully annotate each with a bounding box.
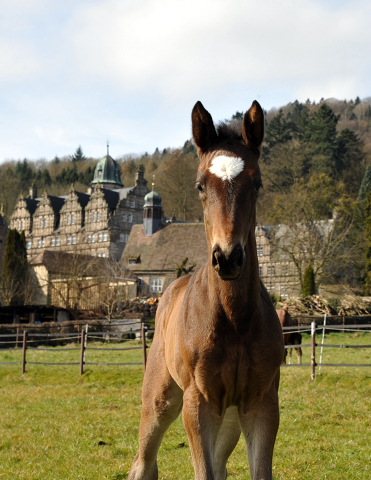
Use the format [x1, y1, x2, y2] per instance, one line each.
[212, 246, 221, 268]
[235, 245, 244, 267]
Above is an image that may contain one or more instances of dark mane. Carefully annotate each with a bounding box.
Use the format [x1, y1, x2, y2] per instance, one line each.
[216, 121, 243, 141]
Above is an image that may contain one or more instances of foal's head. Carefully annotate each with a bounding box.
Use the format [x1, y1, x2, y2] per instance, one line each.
[192, 100, 264, 281]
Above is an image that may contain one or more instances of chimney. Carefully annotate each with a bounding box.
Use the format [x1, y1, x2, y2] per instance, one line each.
[29, 183, 37, 199]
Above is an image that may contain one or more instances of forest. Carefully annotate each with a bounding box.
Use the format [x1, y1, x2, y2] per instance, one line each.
[1, 96, 371, 290]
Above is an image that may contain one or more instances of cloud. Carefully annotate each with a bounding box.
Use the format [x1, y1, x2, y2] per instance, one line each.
[68, 0, 371, 103]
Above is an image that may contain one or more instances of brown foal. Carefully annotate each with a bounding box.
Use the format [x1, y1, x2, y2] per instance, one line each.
[128, 100, 284, 480]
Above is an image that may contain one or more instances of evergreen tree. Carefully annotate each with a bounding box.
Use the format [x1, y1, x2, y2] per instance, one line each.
[357, 165, 371, 204]
[264, 109, 293, 151]
[1, 229, 28, 305]
[302, 104, 339, 177]
[70, 146, 86, 162]
[302, 263, 315, 296]
[364, 190, 371, 294]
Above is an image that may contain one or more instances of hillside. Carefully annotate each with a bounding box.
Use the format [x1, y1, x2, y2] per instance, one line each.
[1, 96, 370, 226]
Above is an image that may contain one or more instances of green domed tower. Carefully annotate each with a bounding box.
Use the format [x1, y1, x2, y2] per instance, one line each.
[143, 178, 162, 236]
[92, 148, 124, 190]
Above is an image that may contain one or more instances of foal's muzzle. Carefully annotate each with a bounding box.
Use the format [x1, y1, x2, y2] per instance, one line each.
[211, 243, 245, 280]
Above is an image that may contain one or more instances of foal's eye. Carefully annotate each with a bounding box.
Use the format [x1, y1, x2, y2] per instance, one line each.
[196, 183, 204, 194]
[254, 181, 263, 194]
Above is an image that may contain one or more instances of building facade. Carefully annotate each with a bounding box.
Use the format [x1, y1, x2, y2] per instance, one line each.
[10, 155, 150, 261]
[121, 192, 301, 298]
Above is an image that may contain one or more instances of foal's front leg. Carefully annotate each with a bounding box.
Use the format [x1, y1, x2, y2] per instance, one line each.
[128, 358, 183, 480]
[182, 384, 223, 480]
[239, 387, 280, 480]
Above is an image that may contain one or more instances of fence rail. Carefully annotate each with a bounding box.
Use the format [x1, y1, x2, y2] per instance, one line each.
[1, 320, 371, 380]
[0, 323, 149, 375]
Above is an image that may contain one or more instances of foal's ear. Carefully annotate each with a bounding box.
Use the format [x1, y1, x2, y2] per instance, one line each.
[192, 101, 218, 153]
[241, 100, 264, 151]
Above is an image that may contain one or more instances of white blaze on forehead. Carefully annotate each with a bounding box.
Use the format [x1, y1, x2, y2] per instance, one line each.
[209, 155, 244, 181]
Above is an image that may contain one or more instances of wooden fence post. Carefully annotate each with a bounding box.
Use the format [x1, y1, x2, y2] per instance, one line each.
[22, 331, 27, 374]
[80, 329, 85, 375]
[141, 323, 147, 371]
[16, 326, 20, 348]
[311, 322, 316, 381]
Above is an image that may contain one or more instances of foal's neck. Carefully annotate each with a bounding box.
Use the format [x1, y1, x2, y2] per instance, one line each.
[208, 231, 260, 322]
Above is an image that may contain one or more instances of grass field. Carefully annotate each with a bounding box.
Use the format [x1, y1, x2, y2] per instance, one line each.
[0, 331, 370, 479]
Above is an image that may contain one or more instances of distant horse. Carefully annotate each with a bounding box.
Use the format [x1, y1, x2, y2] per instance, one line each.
[276, 309, 302, 364]
[128, 100, 284, 480]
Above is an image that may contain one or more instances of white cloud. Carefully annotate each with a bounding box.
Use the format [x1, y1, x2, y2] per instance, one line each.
[68, 0, 371, 102]
[0, 0, 370, 161]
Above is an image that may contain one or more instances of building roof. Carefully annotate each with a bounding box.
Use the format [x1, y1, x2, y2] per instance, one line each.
[30, 250, 137, 280]
[92, 154, 124, 186]
[144, 188, 162, 208]
[121, 223, 209, 273]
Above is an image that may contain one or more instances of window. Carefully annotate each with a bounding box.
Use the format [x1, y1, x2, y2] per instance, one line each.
[97, 212, 100, 221]
[44, 218, 47, 228]
[39, 219, 43, 228]
[119, 233, 124, 243]
[98, 233, 102, 242]
[41, 238, 45, 247]
[97, 253, 101, 257]
[51, 238, 55, 246]
[27, 241, 32, 249]
[281, 265, 289, 276]
[37, 240, 41, 248]
[87, 234, 91, 243]
[122, 214, 127, 222]
[92, 234, 95, 243]
[124, 233, 129, 242]
[17, 221, 20, 230]
[150, 278, 163, 293]
[266, 284, 275, 292]
[128, 214, 133, 223]
[72, 235, 77, 244]
[67, 214, 71, 225]
[67, 236, 71, 245]
[130, 199, 135, 208]
[102, 252, 106, 258]
[20, 221, 23, 230]
[257, 247, 263, 256]
[259, 266, 262, 276]
[56, 237, 61, 246]
[281, 285, 288, 297]
[71, 214, 75, 225]
[92, 212, 96, 222]
[137, 278, 143, 286]
[103, 232, 108, 242]
[267, 266, 275, 276]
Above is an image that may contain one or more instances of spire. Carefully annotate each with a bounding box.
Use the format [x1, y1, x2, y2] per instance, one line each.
[107, 140, 109, 157]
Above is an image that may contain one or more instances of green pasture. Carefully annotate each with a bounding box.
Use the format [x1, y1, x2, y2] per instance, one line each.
[0, 331, 370, 479]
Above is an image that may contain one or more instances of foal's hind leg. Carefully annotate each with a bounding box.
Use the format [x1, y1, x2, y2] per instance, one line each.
[239, 386, 280, 480]
[213, 406, 241, 480]
[128, 357, 183, 480]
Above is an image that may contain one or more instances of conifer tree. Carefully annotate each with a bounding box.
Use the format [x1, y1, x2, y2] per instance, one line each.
[357, 165, 371, 205]
[1, 229, 28, 305]
[302, 263, 315, 297]
[364, 191, 371, 295]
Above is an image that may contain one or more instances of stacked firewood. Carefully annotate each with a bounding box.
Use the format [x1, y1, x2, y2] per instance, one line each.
[277, 295, 337, 315]
[338, 295, 371, 316]
[278, 294, 371, 316]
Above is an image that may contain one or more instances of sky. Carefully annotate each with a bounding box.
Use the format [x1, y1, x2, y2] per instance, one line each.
[0, 0, 370, 163]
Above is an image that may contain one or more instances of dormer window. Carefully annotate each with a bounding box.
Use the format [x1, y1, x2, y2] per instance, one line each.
[98, 169, 102, 177]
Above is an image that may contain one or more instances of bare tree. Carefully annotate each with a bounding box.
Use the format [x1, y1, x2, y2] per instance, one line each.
[266, 174, 362, 290]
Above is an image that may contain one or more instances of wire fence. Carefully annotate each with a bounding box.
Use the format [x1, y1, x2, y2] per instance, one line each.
[0, 320, 155, 373]
[1, 318, 371, 380]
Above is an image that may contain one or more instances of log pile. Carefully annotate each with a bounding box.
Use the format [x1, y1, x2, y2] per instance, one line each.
[278, 294, 371, 316]
[338, 295, 371, 316]
[277, 295, 337, 315]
